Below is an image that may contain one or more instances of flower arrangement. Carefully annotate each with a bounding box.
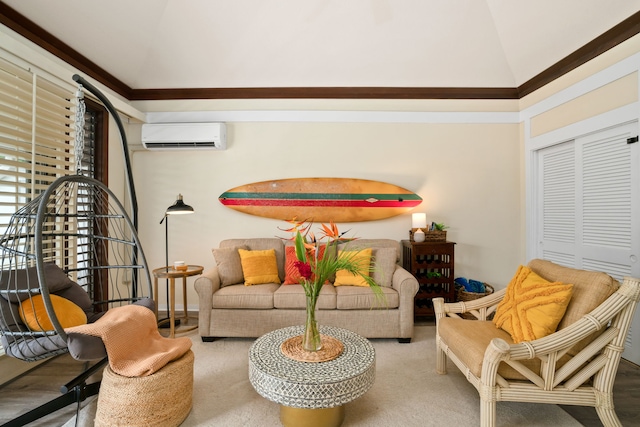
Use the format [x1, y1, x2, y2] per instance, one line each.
[281, 219, 384, 351]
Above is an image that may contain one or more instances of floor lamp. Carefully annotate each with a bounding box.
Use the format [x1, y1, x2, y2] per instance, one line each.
[159, 194, 194, 326]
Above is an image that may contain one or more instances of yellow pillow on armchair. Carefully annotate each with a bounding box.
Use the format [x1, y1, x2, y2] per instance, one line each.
[493, 265, 573, 343]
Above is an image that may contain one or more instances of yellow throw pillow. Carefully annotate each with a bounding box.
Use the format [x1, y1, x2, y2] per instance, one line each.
[19, 294, 87, 331]
[333, 248, 372, 287]
[238, 249, 281, 286]
[493, 265, 573, 343]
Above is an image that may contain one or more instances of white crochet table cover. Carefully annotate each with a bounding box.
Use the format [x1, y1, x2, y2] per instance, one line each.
[249, 325, 376, 409]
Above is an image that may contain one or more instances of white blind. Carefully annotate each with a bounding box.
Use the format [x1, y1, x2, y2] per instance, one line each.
[0, 57, 76, 357]
[0, 56, 75, 234]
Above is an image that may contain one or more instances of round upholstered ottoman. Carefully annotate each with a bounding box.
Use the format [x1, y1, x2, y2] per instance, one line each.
[95, 350, 194, 427]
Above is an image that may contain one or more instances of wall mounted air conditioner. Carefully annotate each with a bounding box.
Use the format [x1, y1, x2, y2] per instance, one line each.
[141, 123, 227, 150]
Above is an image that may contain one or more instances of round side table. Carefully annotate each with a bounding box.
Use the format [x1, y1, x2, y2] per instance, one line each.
[152, 265, 203, 338]
[249, 325, 375, 427]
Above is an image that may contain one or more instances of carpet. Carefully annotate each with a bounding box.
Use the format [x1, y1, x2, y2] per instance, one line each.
[65, 325, 582, 426]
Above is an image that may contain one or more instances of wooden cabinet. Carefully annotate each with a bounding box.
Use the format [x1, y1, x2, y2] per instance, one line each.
[401, 240, 455, 318]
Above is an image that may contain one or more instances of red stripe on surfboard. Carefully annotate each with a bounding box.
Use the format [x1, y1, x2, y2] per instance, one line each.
[219, 198, 421, 208]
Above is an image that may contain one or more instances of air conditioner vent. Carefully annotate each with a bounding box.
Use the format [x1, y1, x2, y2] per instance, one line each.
[141, 123, 226, 150]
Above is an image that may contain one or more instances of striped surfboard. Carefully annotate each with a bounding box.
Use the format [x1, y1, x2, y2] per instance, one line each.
[219, 177, 422, 222]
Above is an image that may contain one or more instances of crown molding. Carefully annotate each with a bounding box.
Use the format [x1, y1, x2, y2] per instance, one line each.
[517, 10, 640, 97]
[128, 86, 519, 100]
[1, 3, 638, 101]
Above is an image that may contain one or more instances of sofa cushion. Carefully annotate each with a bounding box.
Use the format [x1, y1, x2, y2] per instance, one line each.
[238, 249, 281, 286]
[274, 284, 337, 309]
[211, 283, 279, 309]
[439, 317, 570, 380]
[221, 238, 286, 282]
[212, 245, 248, 287]
[493, 265, 573, 343]
[335, 285, 398, 309]
[371, 247, 397, 288]
[334, 248, 372, 287]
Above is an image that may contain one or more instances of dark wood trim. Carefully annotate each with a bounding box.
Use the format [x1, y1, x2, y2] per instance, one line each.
[1, 2, 639, 101]
[0, 2, 132, 99]
[128, 86, 519, 100]
[84, 98, 109, 187]
[518, 11, 640, 98]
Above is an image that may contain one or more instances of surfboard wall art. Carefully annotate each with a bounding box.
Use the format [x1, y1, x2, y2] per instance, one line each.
[219, 177, 422, 222]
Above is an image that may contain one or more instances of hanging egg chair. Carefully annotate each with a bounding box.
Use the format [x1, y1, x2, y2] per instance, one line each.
[0, 174, 153, 361]
[0, 76, 153, 426]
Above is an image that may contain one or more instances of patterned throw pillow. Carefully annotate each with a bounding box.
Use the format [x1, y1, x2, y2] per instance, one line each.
[493, 265, 573, 343]
[238, 249, 281, 286]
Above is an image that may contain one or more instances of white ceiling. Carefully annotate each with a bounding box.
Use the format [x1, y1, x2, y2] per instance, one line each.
[4, 0, 640, 90]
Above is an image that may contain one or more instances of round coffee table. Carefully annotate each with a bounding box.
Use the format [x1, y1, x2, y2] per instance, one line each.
[249, 325, 375, 427]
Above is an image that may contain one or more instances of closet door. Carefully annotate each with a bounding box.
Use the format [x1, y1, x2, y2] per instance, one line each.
[536, 121, 639, 363]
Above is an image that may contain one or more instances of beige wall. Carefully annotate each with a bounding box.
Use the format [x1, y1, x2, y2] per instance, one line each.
[130, 116, 523, 311]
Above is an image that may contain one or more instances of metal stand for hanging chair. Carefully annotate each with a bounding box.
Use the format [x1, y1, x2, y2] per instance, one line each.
[0, 77, 151, 426]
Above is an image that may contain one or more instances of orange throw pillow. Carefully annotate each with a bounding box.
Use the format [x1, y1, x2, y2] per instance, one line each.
[19, 294, 87, 331]
[283, 245, 327, 284]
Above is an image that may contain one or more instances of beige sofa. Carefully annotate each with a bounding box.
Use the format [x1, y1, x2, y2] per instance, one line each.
[195, 238, 419, 342]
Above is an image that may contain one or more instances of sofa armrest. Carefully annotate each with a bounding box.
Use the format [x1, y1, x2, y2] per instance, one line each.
[391, 265, 419, 339]
[194, 267, 222, 336]
[391, 264, 419, 297]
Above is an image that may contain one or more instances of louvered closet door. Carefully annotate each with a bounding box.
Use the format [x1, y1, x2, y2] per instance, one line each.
[536, 121, 639, 363]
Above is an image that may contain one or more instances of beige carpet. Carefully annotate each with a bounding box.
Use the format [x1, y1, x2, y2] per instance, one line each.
[66, 325, 582, 426]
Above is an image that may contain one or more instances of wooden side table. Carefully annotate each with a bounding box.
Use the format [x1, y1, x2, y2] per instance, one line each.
[401, 240, 456, 317]
[152, 265, 203, 338]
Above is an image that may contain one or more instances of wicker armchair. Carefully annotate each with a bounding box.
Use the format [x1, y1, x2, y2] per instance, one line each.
[434, 259, 640, 427]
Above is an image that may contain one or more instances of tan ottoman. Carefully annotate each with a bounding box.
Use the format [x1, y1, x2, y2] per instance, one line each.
[95, 350, 194, 427]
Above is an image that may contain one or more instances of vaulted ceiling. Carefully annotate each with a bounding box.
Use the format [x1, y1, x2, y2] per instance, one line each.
[1, 0, 640, 99]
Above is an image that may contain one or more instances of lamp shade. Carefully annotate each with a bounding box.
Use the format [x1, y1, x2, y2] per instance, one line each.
[412, 213, 427, 229]
[166, 194, 194, 215]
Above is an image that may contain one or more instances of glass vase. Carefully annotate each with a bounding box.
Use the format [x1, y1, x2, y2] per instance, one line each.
[302, 295, 323, 352]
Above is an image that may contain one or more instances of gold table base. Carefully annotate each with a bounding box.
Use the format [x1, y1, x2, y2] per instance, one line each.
[280, 405, 345, 427]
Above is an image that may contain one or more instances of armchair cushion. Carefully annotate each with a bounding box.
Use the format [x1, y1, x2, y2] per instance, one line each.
[528, 259, 619, 329]
[439, 317, 570, 380]
[528, 259, 619, 355]
[493, 265, 573, 343]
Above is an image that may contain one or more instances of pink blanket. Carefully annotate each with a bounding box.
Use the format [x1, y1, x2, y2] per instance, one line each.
[66, 304, 192, 377]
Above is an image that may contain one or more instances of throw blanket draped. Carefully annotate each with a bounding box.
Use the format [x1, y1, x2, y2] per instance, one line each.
[66, 304, 192, 377]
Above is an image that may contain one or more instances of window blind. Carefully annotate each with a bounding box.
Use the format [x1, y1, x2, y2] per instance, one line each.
[0, 56, 75, 235]
[0, 57, 78, 356]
